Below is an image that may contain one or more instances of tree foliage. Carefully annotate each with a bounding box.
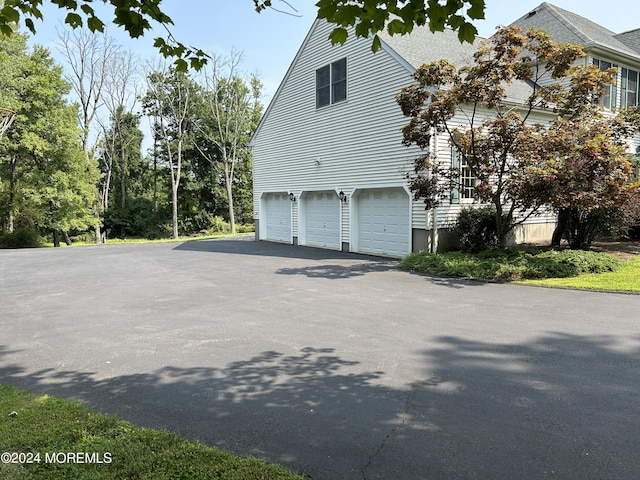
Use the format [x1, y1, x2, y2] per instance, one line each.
[142, 65, 195, 238]
[397, 27, 588, 247]
[193, 53, 262, 234]
[316, 0, 485, 51]
[0, 31, 98, 243]
[524, 116, 640, 249]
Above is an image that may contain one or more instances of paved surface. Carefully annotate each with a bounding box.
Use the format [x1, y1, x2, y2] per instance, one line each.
[1, 238, 639, 479]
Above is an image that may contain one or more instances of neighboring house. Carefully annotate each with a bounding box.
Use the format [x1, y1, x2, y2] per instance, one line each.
[251, 2, 640, 257]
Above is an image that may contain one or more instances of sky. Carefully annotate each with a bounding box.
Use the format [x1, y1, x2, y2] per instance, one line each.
[26, 1, 640, 108]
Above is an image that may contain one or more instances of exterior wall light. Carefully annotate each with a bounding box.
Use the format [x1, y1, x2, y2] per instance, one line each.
[289, 192, 296, 202]
[339, 190, 348, 203]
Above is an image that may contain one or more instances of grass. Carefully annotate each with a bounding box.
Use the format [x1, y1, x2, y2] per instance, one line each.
[0, 384, 303, 480]
[400, 248, 623, 282]
[516, 255, 640, 292]
[42, 232, 254, 248]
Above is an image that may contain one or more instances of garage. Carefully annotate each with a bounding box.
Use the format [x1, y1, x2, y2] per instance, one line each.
[301, 191, 340, 249]
[264, 192, 291, 242]
[356, 187, 410, 257]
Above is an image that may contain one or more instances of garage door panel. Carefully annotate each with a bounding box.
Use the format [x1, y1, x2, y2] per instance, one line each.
[265, 193, 291, 242]
[357, 188, 410, 257]
[303, 191, 340, 249]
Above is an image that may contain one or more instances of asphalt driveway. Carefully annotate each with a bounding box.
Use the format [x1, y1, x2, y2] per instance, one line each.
[1, 237, 639, 479]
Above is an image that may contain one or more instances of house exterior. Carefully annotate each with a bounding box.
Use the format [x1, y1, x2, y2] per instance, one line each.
[251, 2, 640, 257]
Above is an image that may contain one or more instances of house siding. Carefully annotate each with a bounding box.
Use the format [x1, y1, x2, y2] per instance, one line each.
[253, 20, 421, 248]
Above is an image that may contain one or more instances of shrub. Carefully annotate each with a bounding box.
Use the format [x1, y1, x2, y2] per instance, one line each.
[454, 206, 508, 253]
[236, 223, 255, 233]
[0, 228, 41, 248]
[400, 248, 621, 281]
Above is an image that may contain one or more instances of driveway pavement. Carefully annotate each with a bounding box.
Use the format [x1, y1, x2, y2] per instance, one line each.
[1, 237, 639, 479]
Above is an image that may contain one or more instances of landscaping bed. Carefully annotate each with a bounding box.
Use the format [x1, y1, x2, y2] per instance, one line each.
[400, 247, 622, 281]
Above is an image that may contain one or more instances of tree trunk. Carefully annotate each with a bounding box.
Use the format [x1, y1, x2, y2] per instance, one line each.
[94, 206, 102, 244]
[63, 231, 72, 246]
[7, 156, 17, 233]
[172, 182, 179, 239]
[495, 200, 507, 248]
[53, 230, 60, 248]
[225, 176, 236, 234]
[552, 209, 569, 247]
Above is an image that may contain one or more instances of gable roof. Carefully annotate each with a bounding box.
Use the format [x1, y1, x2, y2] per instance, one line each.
[509, 2, 640, 62]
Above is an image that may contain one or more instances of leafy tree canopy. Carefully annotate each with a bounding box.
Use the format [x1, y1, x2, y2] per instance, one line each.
[316, 0, 485, 51]
[397, 26, 639, 249]
[0, 1, 486, 70]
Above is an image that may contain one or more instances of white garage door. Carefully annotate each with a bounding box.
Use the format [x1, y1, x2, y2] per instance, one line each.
[265, 193, 291, 242]
[357, 188, 410, 257]
[303, 191, 340, 249]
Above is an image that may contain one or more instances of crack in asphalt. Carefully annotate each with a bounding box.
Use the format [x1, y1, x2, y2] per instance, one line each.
[360, 386, 415, 480]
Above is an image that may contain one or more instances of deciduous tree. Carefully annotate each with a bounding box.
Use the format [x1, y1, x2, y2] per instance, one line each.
[194, 53, 262, 233]
[142, 65, 194, 239]
[0, 31, 98, 243]
[397, 27, 590, 247]
[398, 26, 640, 250]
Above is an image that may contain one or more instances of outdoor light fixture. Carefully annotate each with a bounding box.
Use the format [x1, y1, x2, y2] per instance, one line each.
[289, 192, 296, 202]
[339, 190, 348, 203]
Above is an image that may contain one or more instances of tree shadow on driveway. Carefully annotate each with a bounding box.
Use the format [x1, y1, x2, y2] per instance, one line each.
[2, 333, 639, 480]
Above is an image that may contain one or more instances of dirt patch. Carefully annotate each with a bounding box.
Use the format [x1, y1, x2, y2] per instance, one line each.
[591, 240, 640, 260]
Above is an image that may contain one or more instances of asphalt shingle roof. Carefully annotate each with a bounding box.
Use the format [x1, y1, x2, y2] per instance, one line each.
[509, 2, 640, 61]
[378, 26, 534, 104]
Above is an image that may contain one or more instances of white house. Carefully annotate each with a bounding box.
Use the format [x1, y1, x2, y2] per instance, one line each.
[251, 2, 640, 257]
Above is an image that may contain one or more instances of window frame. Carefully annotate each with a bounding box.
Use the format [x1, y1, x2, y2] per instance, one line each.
[450, 147, 476, 204]
[621, 66, 639, 108]
[592, 58, 618, 109]
[316, 58, 348, 109]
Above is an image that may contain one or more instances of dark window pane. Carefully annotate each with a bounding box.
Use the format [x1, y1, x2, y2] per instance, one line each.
[332, 58, 347, 82]
[628, 69, 638, 107]
[332, 80, 346, 103]
[331, 58, 347, 103]
[317, 86, 330, 108]
[316, 65, 330, 108]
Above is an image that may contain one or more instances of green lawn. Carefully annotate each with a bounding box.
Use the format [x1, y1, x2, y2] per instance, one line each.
[516, 255, 640, 292]
[43, 232, 255, 248]
[0, 384, 303, 480]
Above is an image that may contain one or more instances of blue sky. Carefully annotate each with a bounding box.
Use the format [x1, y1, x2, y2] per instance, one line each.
[28, 1, 640, 106]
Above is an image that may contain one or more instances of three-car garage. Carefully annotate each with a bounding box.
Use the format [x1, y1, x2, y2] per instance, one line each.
[260, 187, 411, 257]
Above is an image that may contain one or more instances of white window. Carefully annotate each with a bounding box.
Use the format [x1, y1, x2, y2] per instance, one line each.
[621, 67, 639, 108]
[592, 58, 618, 109]
[450, 147, 475, 203]
[316, 58, 347, 108]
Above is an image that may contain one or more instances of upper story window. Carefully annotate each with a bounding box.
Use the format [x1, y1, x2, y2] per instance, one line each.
[621, 67, 639, 108]
[592, 58, 617, 109]
[316, 58, 347, 109]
